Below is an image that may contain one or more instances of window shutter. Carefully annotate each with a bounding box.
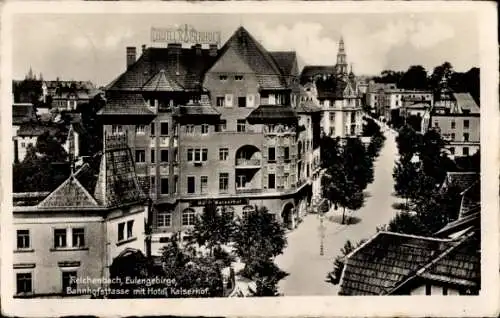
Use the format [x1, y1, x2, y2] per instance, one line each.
[247, 94, 254, 107]
[225, 94, 233, 107]
[291, 144, 297, 160]
[263, 147, 268, 161]
[262, 167, 268, 189]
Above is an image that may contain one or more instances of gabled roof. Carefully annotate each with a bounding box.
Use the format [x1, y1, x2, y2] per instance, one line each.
[37, 170, 99, 209]
[210, 27, 288, 89]
[453, 93, 480, 114]
[440, 172, 479, 193]
[97, 93, 155, 116]
[270, 51, 298, 76]
[106, 46, 217, 91]
[339, 230, 479, 295]
[141, 69, 184, 92]
[246, 105, 298, 124]
[300, 65, 336, 82]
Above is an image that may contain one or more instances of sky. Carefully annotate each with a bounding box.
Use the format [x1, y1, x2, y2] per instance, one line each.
[12, 12, 479, 87]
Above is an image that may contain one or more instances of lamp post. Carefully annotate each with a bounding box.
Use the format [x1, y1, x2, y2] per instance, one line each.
[319, 213, 325, 256]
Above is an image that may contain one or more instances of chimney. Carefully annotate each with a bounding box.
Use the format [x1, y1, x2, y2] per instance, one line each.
[209, 44, 218, 57]
[193, 44, 202, 56]
[126, 47, 136, 69]
[167, 43, 182, 55]
[142, 44, 147, 54]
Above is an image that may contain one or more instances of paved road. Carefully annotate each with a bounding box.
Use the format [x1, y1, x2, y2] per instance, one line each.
[275, 125, 401, 296]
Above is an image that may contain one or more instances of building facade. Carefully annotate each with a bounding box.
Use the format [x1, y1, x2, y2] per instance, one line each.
[99, 27, 319, 255]
[422, 92, 480, 158]
[12, 135, 148, 298]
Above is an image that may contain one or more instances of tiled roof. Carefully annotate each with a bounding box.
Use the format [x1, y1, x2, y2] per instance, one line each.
[37, 171, 99, 209]
[270, 51, 297, 76]
[453, 93, 480, 113]
[98, 93, 155, 116]
[339, 232, 452, 295]
[17, 123, 60, 137]
[93, 136, 146, 208]
[172, 105, 220, 117]
[300, 65, 336, 82]
[296, 100, 322, 113]
[441, 172, 479, 193]
[13, 104, 37, 125]
[142, 69, 184, 92]
[106, 46, 217, 91]
[246, 105, 298, 123]
[458, 180, 480, 219]
[435, 212, 480, 238]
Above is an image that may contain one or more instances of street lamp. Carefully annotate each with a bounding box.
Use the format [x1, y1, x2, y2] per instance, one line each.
[319, 212, 325, 256]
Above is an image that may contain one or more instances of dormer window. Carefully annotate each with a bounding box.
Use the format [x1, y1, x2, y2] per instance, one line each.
[148, 99, 156, 107]
[235, 75, 243, 81]
[219, 75, 227, 81]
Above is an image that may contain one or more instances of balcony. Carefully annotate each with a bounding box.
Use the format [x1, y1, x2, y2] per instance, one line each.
[236, 158, 261, 168]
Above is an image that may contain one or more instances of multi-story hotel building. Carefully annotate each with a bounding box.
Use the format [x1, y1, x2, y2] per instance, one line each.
[422, 92, 480, 159]
[12, 135, 148, 297]
[300, 37, 363, 139]
[99, 26, 321, 255]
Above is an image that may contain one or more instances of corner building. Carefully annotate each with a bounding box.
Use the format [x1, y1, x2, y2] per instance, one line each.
[100, 27, 320, 255]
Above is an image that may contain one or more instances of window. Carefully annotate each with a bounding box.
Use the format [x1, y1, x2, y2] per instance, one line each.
[62, 271, 77, 294]
[330, 113, 335, 122]
[463, 133, 469, 142]
[235, 75, 243, 81]
[16, 230, 30, 249]
[236, 174, 246, 189]
[150, 176, 156, 192]
[449, 147, 455, 155]
[463, 119, 470, 129]
[185, 125, 194, 134]
[150, 150, 155, 163]
[451, 120, 456, 129]
[150, 123, 155, 135]
[118, 223, 125, 241]
[72, 228, 85, 248]
[268, 147, 276, 162]
[237, 120, 246, 132]
[219, 173, 229, 192]
[425, 284, 432, 296]
[268, 174, 276, 189]
[160, 149, 169, 163]
[202, 149, 208, 161]
[126, 220, 134, 239]
[284, 173, 289, 188]
[225, 94, 233, 107]
[111, 125, 123, 135]
[463, 147, 470, 156]
[276, 94, 285, 105]
[268, 94, 276, 105]
[160, 122, 169, 135]
[219, 75, 227, 81]
[247, 94, 255, 107]
[219, 148, 229, 161]
[135, 125, 146, 135]
[161, 178, 169, 194]
[157, 211, 172, 227]
[16, 273, 32, 294]
[284, 147, 290, 161]
[187, 176, 195, 194]
[442, 287, 448, 296]
[329, 127, 335, 136]
[54, 229, 67, 248]
[135, 150, 145, 163]
[215, 120, 227, 132]
[216, 97, 225, 107]
[148, 99, 156, 107]
[201, 124, 209, 135]
[173, 175, 178, 194]
[238, 97, 246, 108]
[187, 149, 193, 161]
[200, 176, 208, 194]
[450, 133, 456, 140]
[182, 209, 196, 226]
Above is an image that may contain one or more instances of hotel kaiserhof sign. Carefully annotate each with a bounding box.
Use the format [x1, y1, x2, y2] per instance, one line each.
[151, 24, 222, 45]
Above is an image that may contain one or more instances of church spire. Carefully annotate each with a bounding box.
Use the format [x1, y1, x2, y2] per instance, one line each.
[335, 36, 348, 78]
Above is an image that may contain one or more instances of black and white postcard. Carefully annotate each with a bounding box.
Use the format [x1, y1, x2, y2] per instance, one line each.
[1, 1, 498, 317]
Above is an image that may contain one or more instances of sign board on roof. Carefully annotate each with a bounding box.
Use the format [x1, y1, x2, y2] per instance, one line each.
[151, 24, 221, 45]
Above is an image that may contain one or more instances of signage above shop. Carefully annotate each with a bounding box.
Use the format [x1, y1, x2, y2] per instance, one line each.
[189, 198, 249, 207]
[151, 24, 221, 45]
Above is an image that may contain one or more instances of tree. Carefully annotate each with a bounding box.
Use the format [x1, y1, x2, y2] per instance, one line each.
[320, 136, 341, 169]
[189, 201, 236, 255]
[386, 211, 427, 236]
[399, 65, 428, 90]
[328, 239, 366, 285]
[429, 62, 454, 99]
[233, 206, 287, 278]
[76, 94, 105, 156]
[108, 249, 151, 298]
[342, 137, 374, 190]
[393, 157, 419, 208]
[418, 129, 455, 184]
[249, 259, 288, 297]
[396, 124, 421, 160]
[362, 116, 381, 137]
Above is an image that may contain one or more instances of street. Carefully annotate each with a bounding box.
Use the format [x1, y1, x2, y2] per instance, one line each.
[275, 125, 401, 296]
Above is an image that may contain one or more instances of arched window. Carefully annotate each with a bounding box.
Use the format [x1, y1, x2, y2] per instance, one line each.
[218, 206, 235, 219]
[242, 205, 255, 219]
[182, 208, 196, 226]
